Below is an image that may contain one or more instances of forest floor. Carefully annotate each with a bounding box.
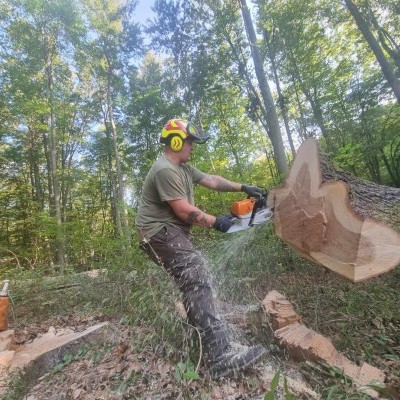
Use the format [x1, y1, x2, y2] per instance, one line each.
[3, 227, 400, 399]
[6, 311, 320, 400]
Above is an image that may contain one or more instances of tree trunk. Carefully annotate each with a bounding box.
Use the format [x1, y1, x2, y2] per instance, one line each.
[286, 48, 330, 142]
[263, 28, 296, 158]
[344, 0, 400, 102]
[107, 89, 129, 240]
[105, 58, 130, 243]
[44, 38, 66, 273]
[27, 126, 44, 211]
[291, 77, 309, 140]
[369, 10, 400, 74]
[239, 0, 288, 175]
[98, 81, 127, 241]
[268, 138, 400, 282]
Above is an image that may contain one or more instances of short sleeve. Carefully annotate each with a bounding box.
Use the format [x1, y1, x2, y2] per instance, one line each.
[154, 168, 187, 202]
[188, 164, 206, 183]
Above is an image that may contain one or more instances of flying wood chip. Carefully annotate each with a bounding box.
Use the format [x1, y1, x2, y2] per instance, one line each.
[268, 139, 400, 282]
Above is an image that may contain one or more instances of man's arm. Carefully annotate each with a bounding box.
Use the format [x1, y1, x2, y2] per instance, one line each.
[167, 198, 216, 228]
[198, 174, 242, 192]
[199, 174, 264, 198]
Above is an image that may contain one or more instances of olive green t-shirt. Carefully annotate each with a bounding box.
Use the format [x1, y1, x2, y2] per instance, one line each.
[135, 154, 206, 241]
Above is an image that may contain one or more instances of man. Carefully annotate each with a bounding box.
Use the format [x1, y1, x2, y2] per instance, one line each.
[135, 118, 266, 378]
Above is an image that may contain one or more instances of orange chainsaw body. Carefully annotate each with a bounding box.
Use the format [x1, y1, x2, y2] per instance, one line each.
[231, 198, 256, 217]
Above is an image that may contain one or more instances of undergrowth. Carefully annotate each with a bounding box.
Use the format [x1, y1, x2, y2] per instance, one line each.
[4, 225, 400, 399]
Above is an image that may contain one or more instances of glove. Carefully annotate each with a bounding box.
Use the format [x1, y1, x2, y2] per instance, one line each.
[213, 215, 234, 233]
[241, 184, 263, 198]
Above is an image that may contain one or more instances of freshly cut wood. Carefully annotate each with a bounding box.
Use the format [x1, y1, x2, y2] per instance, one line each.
[268, 138, 400, 282]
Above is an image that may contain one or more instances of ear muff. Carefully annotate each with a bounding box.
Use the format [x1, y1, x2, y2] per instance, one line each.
[170, 135, 184, 152]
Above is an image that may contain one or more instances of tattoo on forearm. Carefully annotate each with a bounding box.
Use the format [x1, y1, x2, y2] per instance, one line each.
[187, 211, 202, 224]
[198, 214, 209, 225]
[187, 211, 209, 225]
[204, 175, 236, 192]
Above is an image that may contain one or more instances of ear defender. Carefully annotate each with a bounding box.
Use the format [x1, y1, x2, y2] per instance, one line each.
[170, 135, 184, 152]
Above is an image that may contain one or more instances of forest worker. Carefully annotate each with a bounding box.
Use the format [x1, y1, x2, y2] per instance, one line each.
[135, 118, 267, 378]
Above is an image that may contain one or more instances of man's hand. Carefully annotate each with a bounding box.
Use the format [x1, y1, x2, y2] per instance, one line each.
[213, 215, 234, 233]
[241, 184, 263, 198]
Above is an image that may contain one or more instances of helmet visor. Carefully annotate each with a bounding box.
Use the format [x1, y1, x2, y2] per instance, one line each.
[186, 123, 209, 144]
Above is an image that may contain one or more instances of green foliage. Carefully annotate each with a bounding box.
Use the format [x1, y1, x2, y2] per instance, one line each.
[174, 359, 200, 383]
[50, 345, 93, 374]
[4, 224, 400, 398]
[1, 371, 28, 400]
[1, 0, 400, 277]
[264, 370, 295, 400]
[333, 142, 365, 176]
[301, 362, 369, 399]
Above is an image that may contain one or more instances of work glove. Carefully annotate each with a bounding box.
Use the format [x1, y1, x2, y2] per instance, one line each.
[241, 184, 263, 198]
[213, 215, 234, 233]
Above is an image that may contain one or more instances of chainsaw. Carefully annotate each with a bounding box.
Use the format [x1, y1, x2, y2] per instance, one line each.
[226, 192, 273, 233]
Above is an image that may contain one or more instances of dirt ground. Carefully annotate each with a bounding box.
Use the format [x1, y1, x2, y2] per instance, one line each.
[8, 313, 320, 400]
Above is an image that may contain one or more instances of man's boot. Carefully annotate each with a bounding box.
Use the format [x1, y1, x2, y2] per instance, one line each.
[208, 342, 267, 379]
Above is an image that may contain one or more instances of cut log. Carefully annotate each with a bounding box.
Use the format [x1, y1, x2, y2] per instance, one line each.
[268, 138, 400, 282]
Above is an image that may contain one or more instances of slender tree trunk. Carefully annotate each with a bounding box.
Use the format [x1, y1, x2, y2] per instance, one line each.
[291, 77, 309, 140]
[215, 16, 279, 154]
[28, 126, 44, 211]
[105, 124, 123, 238]
[226, 132, 245, 180]
[369, 11, 400, 73]
[344, 0, 400, 102]
[304, 89, 328, 138]
[215, 97, 245, 179]
[106, 78, 130, 242]
[264, 29, 296, 158]
[223, 34, 273, 145]
[287, 48, 329, 141]
[264, 147, 278, 180]
[98, 79, 127, 241]
[239, 0, 288, 175]
[45, 49, 66, 273]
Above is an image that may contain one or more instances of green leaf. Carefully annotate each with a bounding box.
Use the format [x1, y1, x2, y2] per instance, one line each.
[283, 376, 295, 400]
[174, 367, 182, 383]
[183, 370, 199, 380]
[264, 370, 280, 400]
[326, 385, 338, 400]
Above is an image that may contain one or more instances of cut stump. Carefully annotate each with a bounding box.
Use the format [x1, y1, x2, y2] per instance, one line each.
[268, 139, 400, 282]
[261, 291, 386, 397]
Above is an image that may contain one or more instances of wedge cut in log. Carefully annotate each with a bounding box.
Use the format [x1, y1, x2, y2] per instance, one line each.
[268, 138, 400, 282]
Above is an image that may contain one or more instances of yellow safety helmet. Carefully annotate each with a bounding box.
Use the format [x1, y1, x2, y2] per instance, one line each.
[160, 118, 209, 151]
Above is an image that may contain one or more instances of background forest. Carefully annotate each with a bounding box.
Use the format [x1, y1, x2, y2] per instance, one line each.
[1, 0, 400, 272]
[1, 0, 400, 398]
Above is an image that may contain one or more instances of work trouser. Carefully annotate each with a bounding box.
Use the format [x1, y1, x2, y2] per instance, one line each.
[140, 224, 229, 360]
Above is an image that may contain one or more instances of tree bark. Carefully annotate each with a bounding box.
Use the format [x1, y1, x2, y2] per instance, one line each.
[105, 54, 130, 243]
[239, 0, 288, 175]
[44, 34, 66, 272]
[268, 138, 400, 282]
[263, 28, 296, 158]
[318, 154, 400, 229]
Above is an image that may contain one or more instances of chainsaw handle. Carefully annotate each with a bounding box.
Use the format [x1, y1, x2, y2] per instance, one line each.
[248, 193, 267, 226]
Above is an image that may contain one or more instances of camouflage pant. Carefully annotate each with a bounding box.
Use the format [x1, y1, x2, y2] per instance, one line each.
[140, 224, 229, 359]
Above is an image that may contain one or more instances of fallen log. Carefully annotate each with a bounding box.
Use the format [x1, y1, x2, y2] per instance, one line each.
[267, 138, 400, 282]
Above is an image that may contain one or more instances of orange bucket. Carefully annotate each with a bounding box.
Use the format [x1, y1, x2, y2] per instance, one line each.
[0, 296, 9, 331]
